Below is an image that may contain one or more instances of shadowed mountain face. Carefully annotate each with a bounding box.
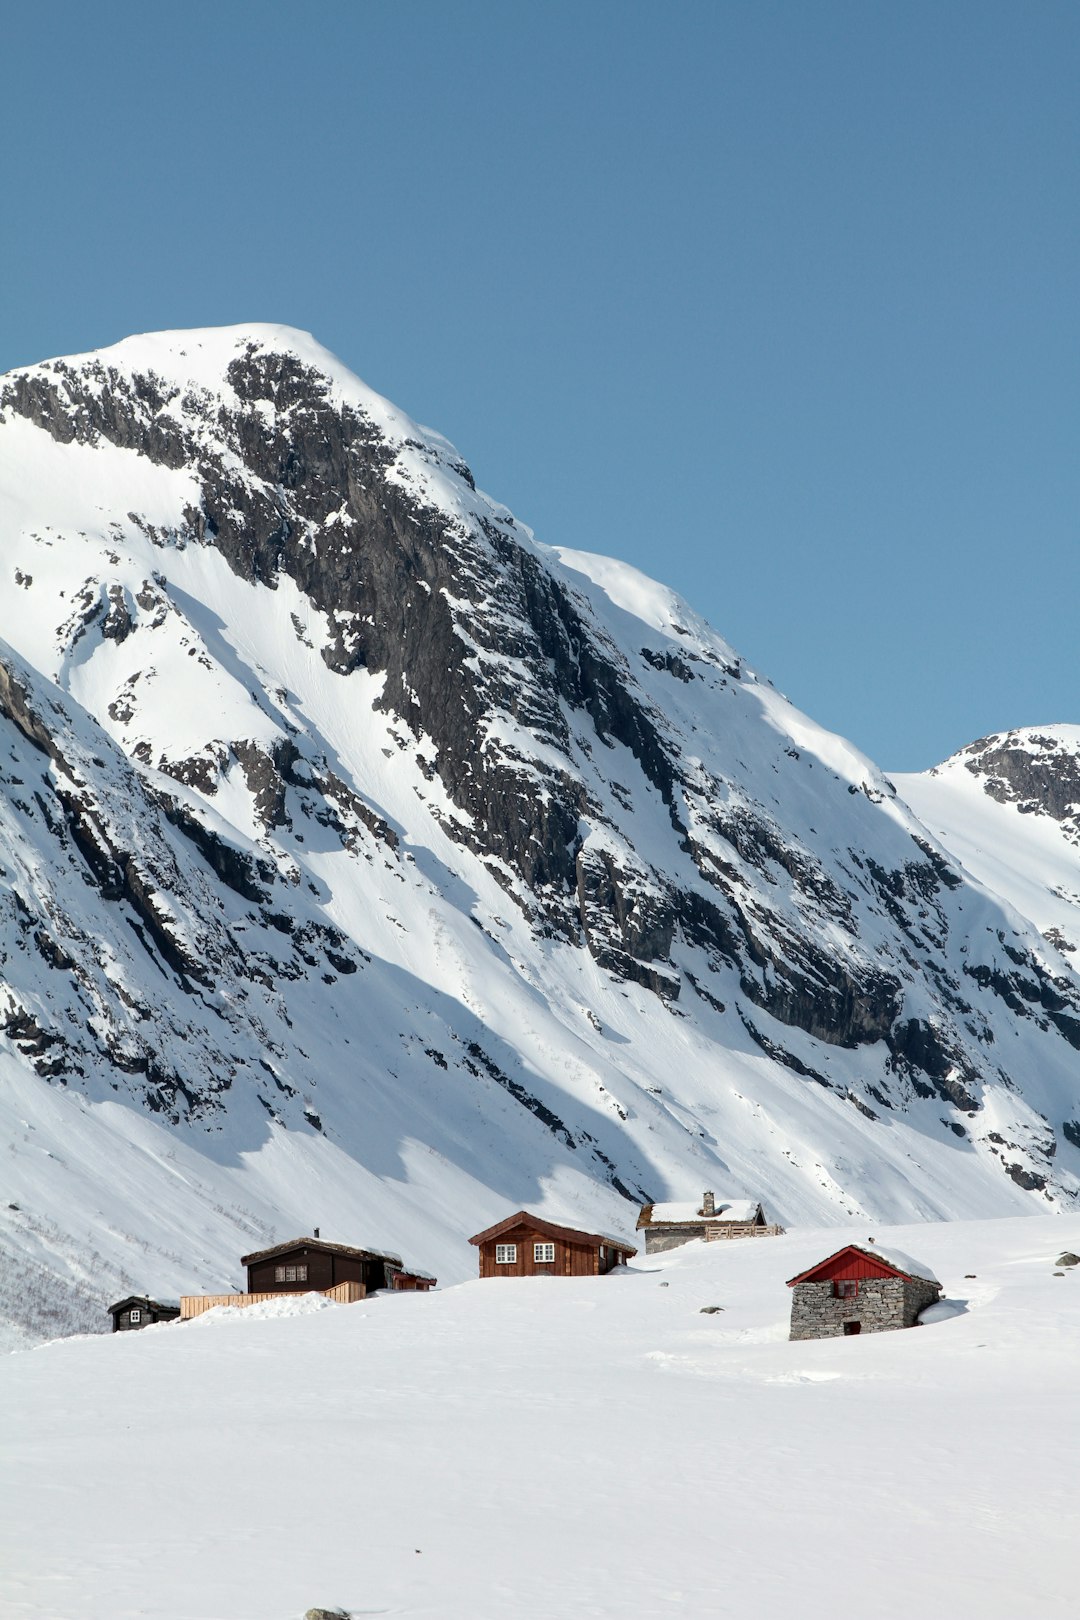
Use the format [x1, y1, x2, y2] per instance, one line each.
[1, 326, 1079, 1338]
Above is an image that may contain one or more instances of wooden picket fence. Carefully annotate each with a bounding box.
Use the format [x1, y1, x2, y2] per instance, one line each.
[180, 1280, 365, 1319]
[703, 1224, 785, 1242]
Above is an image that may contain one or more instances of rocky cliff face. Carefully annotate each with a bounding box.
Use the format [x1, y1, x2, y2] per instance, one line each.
[1, 326, 1079, 1340]
[958, 729, 1080, 839]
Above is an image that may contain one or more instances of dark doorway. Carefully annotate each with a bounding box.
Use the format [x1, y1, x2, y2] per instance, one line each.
[843, 1321, 862, 1336]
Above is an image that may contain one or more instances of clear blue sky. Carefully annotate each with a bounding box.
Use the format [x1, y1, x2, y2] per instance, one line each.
[3, 1, 1077, 770]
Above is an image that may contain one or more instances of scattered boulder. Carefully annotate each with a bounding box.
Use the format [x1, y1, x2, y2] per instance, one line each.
[305, 1608, 350, 1620]
[699, 1305, 724, 1314]
[1055, 1252, 1079, 1267]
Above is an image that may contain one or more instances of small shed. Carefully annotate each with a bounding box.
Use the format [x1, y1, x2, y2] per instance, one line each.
[787, 1244, 942, 1340]
[469, 1212, 636, 1278]
[107, 1296, 181, 1332]
[388, 1267, 437, 1292]
[636, 1190, 780, 1253]
[240, 1238, 404, 1296]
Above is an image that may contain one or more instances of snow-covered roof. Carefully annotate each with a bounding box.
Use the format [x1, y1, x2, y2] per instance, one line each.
[240, 1237, 404, 1267]
[107, 1296, 180, 1313]
[639, 1199, 762, 1227]
[469, 1211, 637, 1253]
[864, 1245, 940, 1285]
[786, 1243, 940, 1287]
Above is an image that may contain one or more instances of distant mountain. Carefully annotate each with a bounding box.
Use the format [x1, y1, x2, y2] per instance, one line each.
[897, 726, 1080, 966]
[1, 326, 1078, 1344]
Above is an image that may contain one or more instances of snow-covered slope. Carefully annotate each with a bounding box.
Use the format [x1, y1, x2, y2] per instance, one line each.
[1, 326, 1079, 1344]
[4, 1216, 1079, 1620]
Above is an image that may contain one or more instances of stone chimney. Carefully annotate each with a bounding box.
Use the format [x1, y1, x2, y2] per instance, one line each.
[700, 1191, 715, 1217]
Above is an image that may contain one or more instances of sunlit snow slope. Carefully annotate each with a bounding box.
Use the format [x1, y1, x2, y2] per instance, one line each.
[1, 326, 1078, 1344]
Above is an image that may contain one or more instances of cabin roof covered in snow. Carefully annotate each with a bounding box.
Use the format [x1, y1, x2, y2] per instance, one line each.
[637, 1199, 763, 1227]
[240, 1237, 404, 1266]
[468, 1211, 636, 1254]
[786, 1243, 941, 1287]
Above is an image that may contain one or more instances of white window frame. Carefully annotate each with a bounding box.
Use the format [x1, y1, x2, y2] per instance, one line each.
[129, 1308, 141, 1324]
[533, 1242, 555, 1264]
[274, 1263, 308, 1283]
[495, 1243, 517, 1265]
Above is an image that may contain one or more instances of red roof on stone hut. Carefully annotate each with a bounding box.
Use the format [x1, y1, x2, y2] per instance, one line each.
[786, 1243, 940, 1288]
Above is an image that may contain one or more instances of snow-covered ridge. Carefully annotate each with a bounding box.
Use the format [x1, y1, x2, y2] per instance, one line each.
[2, 324, 1080, 1346]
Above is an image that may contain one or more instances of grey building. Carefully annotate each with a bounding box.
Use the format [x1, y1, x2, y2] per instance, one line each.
[636, 1190, 780, 1254]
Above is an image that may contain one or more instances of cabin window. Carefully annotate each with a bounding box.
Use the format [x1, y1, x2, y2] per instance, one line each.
[495, 1244, 517, 1265]
[833, 1280, 858, 1299]
[600, 1245, 607, 1261]
[129, 1308, 141, 1323]
[274, 1264, 308, 1282]
[534, 1243, 555, 1263]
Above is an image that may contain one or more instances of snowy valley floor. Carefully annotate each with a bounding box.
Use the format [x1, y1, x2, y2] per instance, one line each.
[4, 1216, 1080, 1620]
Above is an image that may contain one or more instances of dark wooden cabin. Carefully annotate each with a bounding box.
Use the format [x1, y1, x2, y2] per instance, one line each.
[469, 1211, 636, 1278]
[787, 1244, 941, 1340]
[241, 1238, 403, 1295]
[107, 1295, 181, 1332]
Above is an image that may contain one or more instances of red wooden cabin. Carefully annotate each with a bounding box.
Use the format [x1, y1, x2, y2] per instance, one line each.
[470, 1211, 636, 1278]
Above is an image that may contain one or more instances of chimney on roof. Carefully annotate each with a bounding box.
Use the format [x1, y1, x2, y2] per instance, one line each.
[314, 1227, 320, 1238]
[701, 1191, 715, 1217]
[866, 1236, 875, 1243]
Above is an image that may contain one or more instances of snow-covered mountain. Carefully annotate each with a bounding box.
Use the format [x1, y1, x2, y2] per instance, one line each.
[897, 727, 1080, 964]
[1, 325, 1078, 1344]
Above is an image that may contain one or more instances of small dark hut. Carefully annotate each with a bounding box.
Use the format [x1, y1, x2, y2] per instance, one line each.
[107, 1296, 181, 1332]
[240, 1237, 403, 1296]
[787, 1244, 941, 1340]
[469, 1211, 636, 1278]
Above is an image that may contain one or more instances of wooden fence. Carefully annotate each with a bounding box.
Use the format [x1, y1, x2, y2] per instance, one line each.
[703, 1224, 785, 1241]
[180, 1280, 365, 1319]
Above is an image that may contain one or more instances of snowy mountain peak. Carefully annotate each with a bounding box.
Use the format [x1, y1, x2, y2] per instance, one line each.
[2, 327, 1080, 1345]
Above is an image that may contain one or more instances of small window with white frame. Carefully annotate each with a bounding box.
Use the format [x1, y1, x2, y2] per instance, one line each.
[533, 1242, 555, 1264]
[495, 1243, 517, 1265]
[129, 1308, 141, 1323]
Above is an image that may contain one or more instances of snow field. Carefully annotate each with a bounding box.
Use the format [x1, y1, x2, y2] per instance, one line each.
[4, 1213, 1080, 1620]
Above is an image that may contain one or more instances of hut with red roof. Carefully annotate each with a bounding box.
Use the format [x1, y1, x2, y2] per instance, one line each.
[787, 1242, 941, 1339]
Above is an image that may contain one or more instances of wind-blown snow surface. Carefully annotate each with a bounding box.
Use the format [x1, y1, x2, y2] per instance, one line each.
[1, 324, 1080, 1346]
[4, 1218, 1079, 1620]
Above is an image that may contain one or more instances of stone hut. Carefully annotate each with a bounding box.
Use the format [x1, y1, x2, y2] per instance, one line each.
[636, 1191, 781, 1254]
[107, 1295, 181, 1332]
[787, 1243, 941, 1340]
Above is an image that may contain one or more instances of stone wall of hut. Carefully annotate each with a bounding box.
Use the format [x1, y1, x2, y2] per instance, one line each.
[789, 1276, 940, 1340]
